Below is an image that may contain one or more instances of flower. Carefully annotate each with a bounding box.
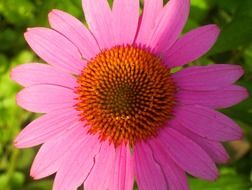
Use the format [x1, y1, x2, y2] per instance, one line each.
[11, 0, 248, 189]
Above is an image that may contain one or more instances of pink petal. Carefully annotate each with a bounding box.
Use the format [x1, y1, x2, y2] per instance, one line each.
[53, 133, 101, 190]
[134, 142, 167, 190]
[14, 108, 79, 148]
[177, 85, 249, 109]
[149, 139, 189, 190]
[11, 63, 77, 88]
[112, 0, 139, 45]
[173, 105, 243, 141]
[109, 144, 134, 190]
[84, 142, 116, 190]
[31, 125, 87, 179]
[84, 143, 134, 190]
[171, 121, 229, 164]
[165, 25, 220, 67]
[24, 28, 86, 74]
[17, 85, 76, 113]
[149, 0, 190, 53]
[82, 0, 113, 49]
[48, 9, 100, 60]
[136, 0, 163, 44]
[159, 128, 218, 180]
[173, 64, 244, 90]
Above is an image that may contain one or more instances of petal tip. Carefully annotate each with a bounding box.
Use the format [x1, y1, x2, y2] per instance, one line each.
[30, 172, 39, 180]
[48, 10, 55, 17]
[24, 30, 32, 42]
[221, 155, 230, 164]
[48, 9, 61, 18]
[243, 88, 250, 99]
[14, 133, 29, 148]
[202, 24, 221, 39]
[9, 68, 16, 81]
[25, 27, 35, 33]
[15, 91, 30, 112]
[13, 140, 19, 148]
[232, 65, 245, 79]
[210, 24, 220, 30]
[238, 87, 250, 104]
[212, 172, 220, 181]
[30, 167, 41, 180]
[16, 91, 22, 107]
[13, 138, 23, 149]
[236, 128, 244, 140]
[51, 8, 60, 13]
[207, 24, 221, 38]
[207, 167, 219, 181]
[239, 67, 245, 77]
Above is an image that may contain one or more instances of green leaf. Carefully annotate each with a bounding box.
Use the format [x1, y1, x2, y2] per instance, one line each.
[210, 0, 252, 54]
[0, 172, 25, 190]
[10, 172, 25, 189]
[23, 180, 53, 190]
[189, 174, 252, 190]
[0, 0, 35, 26]
[0, 174, 9, 190]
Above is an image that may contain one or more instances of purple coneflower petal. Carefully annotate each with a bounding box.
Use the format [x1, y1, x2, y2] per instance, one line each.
[160, 128, 218, 180]
[177, 85, 248, 109]
[48, 9, 100, 60]
[173, 64, 244, 90]
[134, 142, 167, 190]
[165, 24, 220, 67]
[17, 85, 76, 113]
[84, 144, 134, 190]
[25, 28, 86, 74]
[171, 121, 230, 164]
[14, 108, 79, 148]
[148, 139, 189, 190]
[84, 142, 116, 190]
[53, 132, 102, 190]
[11, 63, 77, 89]
[30, 125, 87, 179]
[110, 145, 134, 190]
[82, 0, 113, 49]
[173, 105, 243, 141]
[112, 0, 139, 45]
[135, 0, 163, 44]
[150, 0, 190, 53]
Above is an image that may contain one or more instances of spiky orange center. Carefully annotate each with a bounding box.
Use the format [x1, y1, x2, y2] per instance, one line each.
[76, 45, 176, 146]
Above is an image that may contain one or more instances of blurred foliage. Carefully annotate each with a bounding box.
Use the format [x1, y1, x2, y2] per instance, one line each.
[0, 0, 252, 189]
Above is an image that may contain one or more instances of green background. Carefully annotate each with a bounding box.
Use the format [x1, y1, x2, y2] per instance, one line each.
[0, 0, 252, 189]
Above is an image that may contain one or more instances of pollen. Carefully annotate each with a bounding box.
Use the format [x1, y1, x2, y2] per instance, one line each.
[75, 45, 176, 147]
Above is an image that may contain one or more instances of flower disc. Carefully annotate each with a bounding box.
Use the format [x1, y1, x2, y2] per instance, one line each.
[76, 45, 176, 146]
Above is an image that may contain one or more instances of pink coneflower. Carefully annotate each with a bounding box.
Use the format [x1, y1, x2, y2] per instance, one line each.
[11, 0, 248, 189]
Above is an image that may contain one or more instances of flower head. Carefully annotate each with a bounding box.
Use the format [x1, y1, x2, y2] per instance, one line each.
[11, 0, 248, 189]
[76, 45, 176, 146]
